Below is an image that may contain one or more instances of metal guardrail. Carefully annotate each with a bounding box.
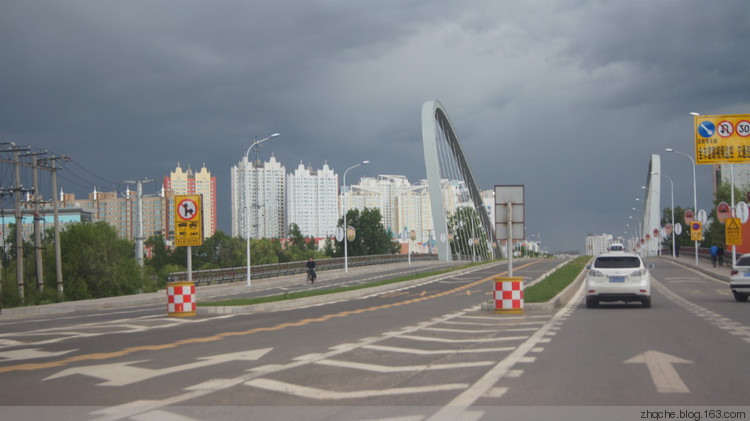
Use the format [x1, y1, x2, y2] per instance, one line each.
[167, 254, 439, 286]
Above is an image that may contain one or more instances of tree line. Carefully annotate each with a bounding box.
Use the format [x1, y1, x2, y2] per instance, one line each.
[0, 207, 398, 308]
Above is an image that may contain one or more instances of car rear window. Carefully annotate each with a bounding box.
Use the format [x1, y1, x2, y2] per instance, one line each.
[594, 256, 641, 268]
[736, 256, 750, 266]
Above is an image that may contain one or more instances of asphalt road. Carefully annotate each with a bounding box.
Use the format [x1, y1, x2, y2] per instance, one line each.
[1, 257, 748, 421]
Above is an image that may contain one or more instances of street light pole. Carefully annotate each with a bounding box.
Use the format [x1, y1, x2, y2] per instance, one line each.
[665, 147, 698, 265]
[245, 133, 280, 286]
[342, 160, 370, 272]
[652, 172, 676, 258]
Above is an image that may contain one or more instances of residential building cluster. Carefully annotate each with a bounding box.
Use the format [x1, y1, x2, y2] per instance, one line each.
[2, 157, 496, 253]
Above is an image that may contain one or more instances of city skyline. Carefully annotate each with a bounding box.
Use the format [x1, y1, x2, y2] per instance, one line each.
[2, 1, 748, 253]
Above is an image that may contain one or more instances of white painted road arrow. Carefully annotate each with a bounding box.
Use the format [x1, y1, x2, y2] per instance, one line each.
[625, 350, 692, 393]
[43, 348, 273, 386]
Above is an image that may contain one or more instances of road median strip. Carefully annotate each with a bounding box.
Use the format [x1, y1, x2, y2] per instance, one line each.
[198, 261, 498, 314]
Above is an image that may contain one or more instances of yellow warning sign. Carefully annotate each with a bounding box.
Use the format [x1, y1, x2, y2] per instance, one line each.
[726, 218, 742, 246]
[174, 194, 203, 247]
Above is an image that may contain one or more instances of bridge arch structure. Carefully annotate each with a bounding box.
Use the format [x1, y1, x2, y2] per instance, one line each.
[421, 100, 498, 261]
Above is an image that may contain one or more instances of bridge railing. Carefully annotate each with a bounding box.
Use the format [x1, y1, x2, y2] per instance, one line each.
[167, 254, 439, 287]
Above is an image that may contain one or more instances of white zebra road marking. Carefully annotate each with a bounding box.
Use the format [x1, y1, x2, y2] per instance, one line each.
[43, 348, 273, 386]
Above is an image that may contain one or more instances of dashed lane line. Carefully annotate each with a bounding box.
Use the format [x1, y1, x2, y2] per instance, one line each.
[244, 378, 469, 400]
[314, 359, 496, 373]
[652, 278, 750, 344]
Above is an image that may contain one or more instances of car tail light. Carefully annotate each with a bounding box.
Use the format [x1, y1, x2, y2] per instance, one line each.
[731, 270, 739, 276]
[589, 269, 606, 277]
[629, 268, 647, 277]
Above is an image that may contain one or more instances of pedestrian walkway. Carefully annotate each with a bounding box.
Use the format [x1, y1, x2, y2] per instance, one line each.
[654, 250, 733, 282]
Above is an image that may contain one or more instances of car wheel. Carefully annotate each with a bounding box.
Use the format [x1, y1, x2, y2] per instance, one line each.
[642, 296, 651, 308]
[733, 292, 749, 302]
[586, 296, 598, 308]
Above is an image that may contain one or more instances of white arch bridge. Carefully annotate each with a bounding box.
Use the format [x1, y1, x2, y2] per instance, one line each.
[421, 100, 500, 262]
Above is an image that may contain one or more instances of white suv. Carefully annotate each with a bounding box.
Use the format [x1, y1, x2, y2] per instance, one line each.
[729, 253, 750, 302]
[586, 252, 653, 308]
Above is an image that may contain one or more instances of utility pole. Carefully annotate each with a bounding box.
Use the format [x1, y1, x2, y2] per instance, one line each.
[26, 151, 48, 292]
[123, 178, 153, 266]
[40, 154, 69, 298]
[1, 144, 63, 302]
[14, 146, 24, 300]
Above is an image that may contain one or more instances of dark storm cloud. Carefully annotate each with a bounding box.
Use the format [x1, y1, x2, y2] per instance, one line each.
[1, 0, 748, 252]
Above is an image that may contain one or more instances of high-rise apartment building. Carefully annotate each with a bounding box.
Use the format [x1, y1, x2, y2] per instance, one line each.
[163, 163, 217, 240]
[231, 155, 286, 239]
[586, 233, 613, 256]
[58, 189, 166, 241]
[394, 180, 432, 244]
[287, 162, 339, 238]
[340, 175, 411, 233]
[342, 176, 495, 246]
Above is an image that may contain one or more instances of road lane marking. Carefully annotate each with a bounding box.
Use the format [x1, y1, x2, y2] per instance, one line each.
[422, 327, 499, 334]
[43, 348, 273, 386]
[653, 278, 750, 344]
[399, 335, 528, 343]
[0, 262, 543, 375]
[315, 359, 495, 373]
[0, 348, 77, 362]
[426, 280, 585, 421]
[625, 351, 692, 393]
[245, 378, 469, 400]
[363, 345, 516, 355]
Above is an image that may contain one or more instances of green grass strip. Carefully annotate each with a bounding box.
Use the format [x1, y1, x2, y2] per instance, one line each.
[198, 262, 487, 307]
[524, 256, 591, 303]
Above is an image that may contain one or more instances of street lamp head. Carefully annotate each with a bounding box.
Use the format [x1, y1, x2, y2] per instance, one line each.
[270, 133, 280, 138]
[361, 160, 370, 165]
[689, 112, 701, 116]
[665, 148, 674, 152]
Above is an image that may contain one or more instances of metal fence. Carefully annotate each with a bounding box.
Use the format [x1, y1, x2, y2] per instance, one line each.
[167, 254, 439, 287]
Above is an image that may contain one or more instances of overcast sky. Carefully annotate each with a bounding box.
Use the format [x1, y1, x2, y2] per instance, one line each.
[2, 0, 749, 253]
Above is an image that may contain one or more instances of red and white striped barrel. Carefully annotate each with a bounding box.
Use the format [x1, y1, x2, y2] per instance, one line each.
[494, 277, 524, 314]
[167, 281, 196, 317]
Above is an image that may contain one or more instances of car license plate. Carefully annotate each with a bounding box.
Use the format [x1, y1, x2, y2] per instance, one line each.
[744, 272, 750, 277]
[609, 276, 625, 283]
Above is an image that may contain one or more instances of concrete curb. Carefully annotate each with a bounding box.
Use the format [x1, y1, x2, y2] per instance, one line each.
[479, 257, 589, 313]
[657, 256, 730, 283]
[524, 266, 586, 312]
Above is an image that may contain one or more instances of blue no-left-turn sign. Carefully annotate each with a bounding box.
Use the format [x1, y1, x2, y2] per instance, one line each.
[697, 121, 715, 138]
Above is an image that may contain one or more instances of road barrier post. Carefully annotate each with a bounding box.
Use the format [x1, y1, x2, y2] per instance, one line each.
[494, 277, 524, 314]
[167, 281, 196, 317]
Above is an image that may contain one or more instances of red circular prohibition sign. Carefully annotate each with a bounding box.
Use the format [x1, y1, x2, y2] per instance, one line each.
[177, 199, 198, 221]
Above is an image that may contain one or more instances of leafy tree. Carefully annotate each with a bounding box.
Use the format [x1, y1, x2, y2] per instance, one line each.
[323, 237, 335, 257]
[196, 230, 245, 269]
[659, 206, 694, 254]
[145, 234, 171, 270]
[57, 221, 147, 300]
[283, 223, 320, 262]
[251, 238, 283, 265]
[331, 208, 399, 257]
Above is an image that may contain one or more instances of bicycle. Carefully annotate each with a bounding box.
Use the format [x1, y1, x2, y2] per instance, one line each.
[306, 268, 316, 285]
